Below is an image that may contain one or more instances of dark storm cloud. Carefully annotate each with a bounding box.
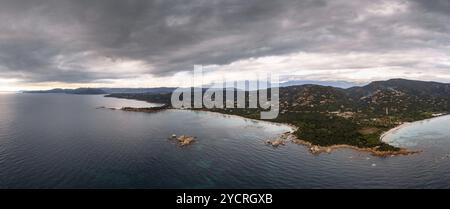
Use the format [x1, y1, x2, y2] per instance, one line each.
[0, 0, 449, 84]
[413, 0, 450, 14]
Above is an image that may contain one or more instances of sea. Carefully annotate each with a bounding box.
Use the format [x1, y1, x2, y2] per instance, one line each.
[1, 93, 450, 188]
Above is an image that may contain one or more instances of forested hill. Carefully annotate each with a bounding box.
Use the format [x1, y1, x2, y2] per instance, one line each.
[280, 79, 450, 119]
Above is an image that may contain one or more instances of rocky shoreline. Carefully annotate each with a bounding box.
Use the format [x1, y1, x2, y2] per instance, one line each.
[106, 104, 419, 157]
[266, 131, 421, 157]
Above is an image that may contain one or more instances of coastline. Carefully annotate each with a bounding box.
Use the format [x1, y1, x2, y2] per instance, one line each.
[380, 122, 412, 143]
[270, 129, 420, 157]
[381, 114, 450, 143]
[120, 107, 298, 132]
[290, 136, 421, 157]
[185, 109, 420, 157]
[179, 109, 299, 131]
[113, 106, 420, 157]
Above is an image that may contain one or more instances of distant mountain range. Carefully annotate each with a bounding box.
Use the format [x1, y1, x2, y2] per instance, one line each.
[23, 87, 177, 95]
[22, 80, 364, 95]
[24, 79, 450, 116]
[103, 78, 450, 116]
[23, 88, 108, 95]
[280, 80, 363, 89]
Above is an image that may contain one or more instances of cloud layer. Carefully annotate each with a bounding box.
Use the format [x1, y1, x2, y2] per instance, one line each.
[0, 0, 449, 90]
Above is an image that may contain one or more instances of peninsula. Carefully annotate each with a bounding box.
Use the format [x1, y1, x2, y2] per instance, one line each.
[103, 79, 450, 155]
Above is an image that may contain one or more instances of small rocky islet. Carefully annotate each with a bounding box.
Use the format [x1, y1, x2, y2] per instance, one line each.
[169, 134, 196, 146]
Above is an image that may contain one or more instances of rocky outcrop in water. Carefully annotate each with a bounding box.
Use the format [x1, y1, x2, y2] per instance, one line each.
[170, 134, 196, 146]
[266, 139, 285, 147]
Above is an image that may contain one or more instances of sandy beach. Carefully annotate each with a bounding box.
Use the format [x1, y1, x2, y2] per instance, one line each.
[381, 114, 450, 144]
[380, 122, 412, 143]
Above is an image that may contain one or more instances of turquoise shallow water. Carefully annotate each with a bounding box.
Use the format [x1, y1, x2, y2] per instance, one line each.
[1, 93, 450, 188]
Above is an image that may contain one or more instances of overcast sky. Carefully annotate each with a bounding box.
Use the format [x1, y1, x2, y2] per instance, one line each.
[0, 0, 450, 91]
